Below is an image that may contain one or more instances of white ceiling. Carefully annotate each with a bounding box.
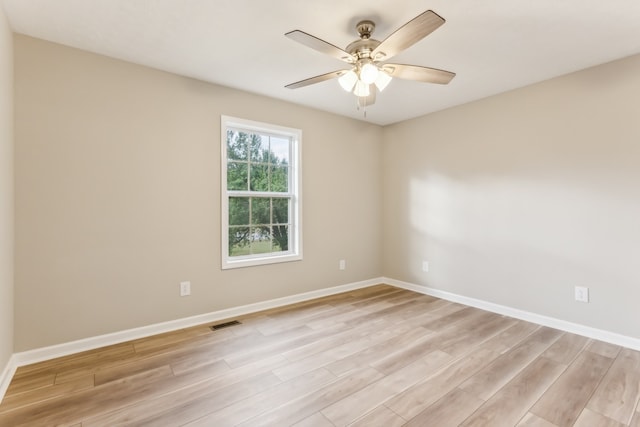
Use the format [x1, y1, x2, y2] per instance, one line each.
[3, 0, 640, 126]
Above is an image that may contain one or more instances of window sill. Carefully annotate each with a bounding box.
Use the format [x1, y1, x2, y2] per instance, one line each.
[222, 253, 303, 270]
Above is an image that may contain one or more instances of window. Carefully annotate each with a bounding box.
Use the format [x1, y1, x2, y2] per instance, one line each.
[221, 116, 301, 269]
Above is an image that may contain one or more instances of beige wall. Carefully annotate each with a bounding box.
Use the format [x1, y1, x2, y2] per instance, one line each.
[0, 6, 14, 371]
[12, 32, 640, 352]
[14, 35, 383, 351]
[383, 54, 640, 339]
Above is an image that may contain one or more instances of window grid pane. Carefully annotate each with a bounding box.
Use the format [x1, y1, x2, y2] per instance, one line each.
[229, 197, 250, 225]
[227, 193, 293, 257]
[227, 162, 248, 191]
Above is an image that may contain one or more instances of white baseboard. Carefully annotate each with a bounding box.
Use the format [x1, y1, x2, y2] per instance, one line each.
[0, 354, 17, 404]
[383, 277, 640, 352]
[11, 278, 381, 369]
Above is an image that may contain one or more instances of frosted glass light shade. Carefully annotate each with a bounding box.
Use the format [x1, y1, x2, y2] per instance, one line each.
[360, 62, 379, 85]
[338, 70, 358, 92]
[353, 80, 370, 97]
[374, 71, 392, 92]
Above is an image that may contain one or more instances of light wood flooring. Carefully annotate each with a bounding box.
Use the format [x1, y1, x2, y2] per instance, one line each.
[1, 285, 640, 426]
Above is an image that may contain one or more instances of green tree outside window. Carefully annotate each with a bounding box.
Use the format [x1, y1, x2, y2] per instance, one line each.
[227, 130, 291, 256]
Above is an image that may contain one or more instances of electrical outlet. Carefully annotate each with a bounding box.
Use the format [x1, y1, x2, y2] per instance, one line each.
[339, 259, 346, 270]
[180, 281, 191, 297]
[575, 286, 589, 303]
[422, 260, 429, 272]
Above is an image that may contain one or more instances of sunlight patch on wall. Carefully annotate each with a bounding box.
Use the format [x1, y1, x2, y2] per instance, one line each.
[407, 172, 640, 307]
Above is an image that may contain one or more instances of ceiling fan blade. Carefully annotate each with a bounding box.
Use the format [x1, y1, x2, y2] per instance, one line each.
[383, 64, 455, 84]
[371, 10, 445, 61]
[285, 70, 349, 89]
[285, 30, 355, 63]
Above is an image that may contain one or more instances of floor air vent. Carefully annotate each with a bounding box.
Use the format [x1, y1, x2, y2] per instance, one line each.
[210, 320, 241, 331]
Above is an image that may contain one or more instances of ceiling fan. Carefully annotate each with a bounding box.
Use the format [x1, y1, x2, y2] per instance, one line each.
[284, 10, 456, 109]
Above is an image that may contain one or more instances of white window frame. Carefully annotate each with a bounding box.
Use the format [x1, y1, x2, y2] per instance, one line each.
[221, 115, 302, 269]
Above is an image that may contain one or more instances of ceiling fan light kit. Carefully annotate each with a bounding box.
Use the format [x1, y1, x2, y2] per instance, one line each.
[359, 60, 379, 84]
[285, 10, 456, 112]
[374, 70, 392, 91]
[338, 70, 358, 92]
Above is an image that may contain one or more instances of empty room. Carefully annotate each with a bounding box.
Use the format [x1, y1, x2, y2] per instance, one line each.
[1, 1, 640, 426]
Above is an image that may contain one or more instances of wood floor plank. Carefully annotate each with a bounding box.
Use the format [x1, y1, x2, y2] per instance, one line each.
[587, 348, 640, 424]
[23, 356, 286, 425]
[82, 355, 287, 426]
[405, 387, 484, 427]
[340, 298, 434, 329]
[438, 314, 516, 358]
[349, 289, 406, 311]
[291, 411, 336, 427]
[344, 284, 398, 300]
[324, 325, 433, 376]
[256, 304, 338, 335]
[385, 347, 501, 420]
[540, 332, 589, 365]
[587, 340, 622, 358]
[0, 373, 94, 414]
[531, 349, 615, 427]
[4, 372, 56, 397]
[83, 356, 286, 426]
[349, 405, 405, 427]
[0, 365, 174, 426]
[167, 329, 288, 374]
[224, 326, 332, 368]
[281, 311, 415, 363]
[130, 325, 212, 353]
[321, 350, 452, 426]
[13, 343, 136, 387]
[236, 367, 384, 427]
[132, 324, 238, 356]
[574, 408, 627, 427]
[331, 322, 425, 362]
[357, 289, 420, 309]
[273, 352, 338, 381]
[55, 328, 235, 384]
[125, 371, 283, 426]
[11, 342, 135, 378]
[408, 299, 465, 321]
[182, 368, 337, 427]
[516, 412, 560, 427]
[261, 295, 346, 318]
[229, 320, 269, 338]
[304, 306, 370, 331]
[92, 349, 211, 386]
[459, 356, 566, 427]
[420, 305, 477, 331]
[2, 285, 639, 427]
[475, 320, 539, 355]
[351, 298, 450, 334]
[371, 310, 502, 375]
[459, 327, 562, 401]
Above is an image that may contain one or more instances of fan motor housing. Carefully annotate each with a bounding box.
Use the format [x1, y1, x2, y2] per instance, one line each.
[346, 38, 381, 59]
